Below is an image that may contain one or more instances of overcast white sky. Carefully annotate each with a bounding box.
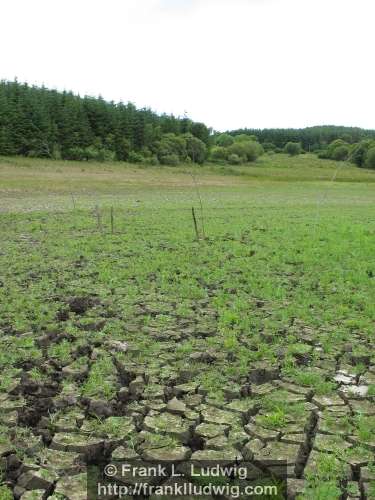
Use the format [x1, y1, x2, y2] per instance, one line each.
[1, 0, 374, 131]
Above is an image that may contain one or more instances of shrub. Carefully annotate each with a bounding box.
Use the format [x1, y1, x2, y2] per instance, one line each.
[331, 145, 350, 161]
[325, 139, 350, 161]
[115, 138, 131, 161]
[227, 140, 263, 162]
[365, 147, 375, 169]
[284, 142, 302, 156]
[317, 150, 330, 159]
[154, 133, 187, 163]
[210, 146, 228, 161]
[215, 133, 234, 147]
[159, 153, 179, 166]
[234, 134, 258, 143]
[64, 146, 115, 162]
[128, 151, 145, 163]
[262, 142, 276, 152]
[350, 140, 373, 167]
[184, 133, 207, 164]
[144, 155, 160, 166]
[65, 147, 86, 161]
[94, 148, 116, 162]
[228, 153, 242, 165]
[0, 486, 13, 500]
[328, 139, 347, 151]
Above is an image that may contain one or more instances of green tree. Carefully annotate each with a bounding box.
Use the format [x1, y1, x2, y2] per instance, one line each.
[228, 140, 263, 162]
[365, 147, 375, 169]
[210, 146, 228, 161]
[331, 145, 349, 161]
[184, 133, 207, 164]
[191, 122, 211, 145]
[160, 153, 179, 166]
[284, 142, 302, 156]
[228, 153, 241, 164]
[350, 140, 373, 167]
[234, 134, 258, 142]
[215, 133, 234, 147]
[154, 133, 187, 164]
[262, 142, 276, 152]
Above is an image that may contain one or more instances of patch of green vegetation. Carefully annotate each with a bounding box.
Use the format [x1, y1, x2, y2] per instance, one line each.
[197, 371, 226, 402]
[287, 343, 311, 356]
[260, 392, 306, 421]
[284, 368, 335, 395]
[301, 453, 346, 500]
[143, 433, 179, 449]
[81, 355, 117, 400]
[28, 367, 49, 383]
[0, 485, 13, 500]
[354, 415, 375, 442]
[257, 409, 287, 429]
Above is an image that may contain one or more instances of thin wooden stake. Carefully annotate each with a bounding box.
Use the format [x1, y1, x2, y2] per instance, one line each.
[190, 171, 206, 239]
[192, 207, 200, 241]
[110, 206, 114, 234]
[95, 205, 102, 232]
[70, 192, 76, 210]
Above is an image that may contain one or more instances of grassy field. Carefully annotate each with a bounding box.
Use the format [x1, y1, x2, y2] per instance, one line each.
[0, 154, 375, 499]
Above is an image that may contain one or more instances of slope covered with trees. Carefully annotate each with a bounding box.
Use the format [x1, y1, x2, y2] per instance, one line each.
[1, 80, 375, 168]
[226, 126, 375, 152]
[0, 80, 210, 165]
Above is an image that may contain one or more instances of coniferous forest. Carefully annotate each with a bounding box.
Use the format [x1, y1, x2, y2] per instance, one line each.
[0, 80, 211, 165]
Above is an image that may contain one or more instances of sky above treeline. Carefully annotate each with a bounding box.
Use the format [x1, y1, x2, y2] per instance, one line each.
[2, 0, 374, 131]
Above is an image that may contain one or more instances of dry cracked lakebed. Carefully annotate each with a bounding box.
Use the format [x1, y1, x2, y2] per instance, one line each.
[1, 326, 375, 499]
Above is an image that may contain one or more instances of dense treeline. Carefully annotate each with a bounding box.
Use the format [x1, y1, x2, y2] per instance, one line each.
[216, 125, 375, 168]
[1, 80, 375, 168]
[317, 138, 375, 168]
[0, 80, 210, 164]
[210, 133, 264, 164]
[226, 126, 375, 151]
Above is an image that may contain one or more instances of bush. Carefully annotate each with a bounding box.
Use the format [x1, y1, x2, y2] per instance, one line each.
[184, 133, 207, 164]
[262, 142, 276, 152]
[144, 155, 160, 166]
[65, 147, 86, 161]
[324, 139, 350, 161]
[128, 151, 145, 163]
[114, 138, 131, 161]
[350, 140, 373, 167]
[215, 133, 234, 147]
[154, 133, 187, 163]
[210, 146, 228, 161]
[331, 145, 350, 161]
[365, 147, 375, 169]
[228, 153, 242, 165]
[90, 147, 116, 162]
[227, 140, 263, 162]
[64, 146, 115, 162]
[234, 134, 258, 143]
[284, 142, 302, 156]
[317, 150, 330, 159]
[0, 486, 13, 500]
[159, 153, 179, 166]
[328, 139, 347, 151]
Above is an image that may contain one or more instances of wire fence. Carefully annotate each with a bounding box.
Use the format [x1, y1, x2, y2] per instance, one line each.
[1, 162, 374, 258]
[1, 203, 371, 234]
